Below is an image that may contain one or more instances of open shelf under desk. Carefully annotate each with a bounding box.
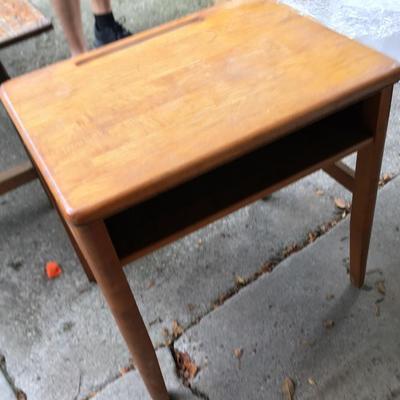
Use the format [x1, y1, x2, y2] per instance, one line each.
[105, 104, 373, 265]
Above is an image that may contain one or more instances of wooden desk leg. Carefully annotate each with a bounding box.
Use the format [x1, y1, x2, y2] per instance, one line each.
[0, 60, 9, 83]
[350, 86, 393, 288]
[61, 220, 96, 282]
[69, 220, 169, 400]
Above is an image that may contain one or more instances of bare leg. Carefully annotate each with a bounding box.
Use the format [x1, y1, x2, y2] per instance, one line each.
[91, 0, 112, 15]
[51, 0, 87, 56]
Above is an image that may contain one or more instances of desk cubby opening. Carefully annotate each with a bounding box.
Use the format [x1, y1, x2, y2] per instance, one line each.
[105, 99, 373, 264]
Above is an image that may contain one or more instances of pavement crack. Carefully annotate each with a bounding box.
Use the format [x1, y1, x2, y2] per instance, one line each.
[187, 386, 210, 400]
[161, 208, 353, 349]
[209, 209, 350, 310]
[73, 371, 82, 400]
[80, 364, 136, 400]
[0, 353, 27, 399]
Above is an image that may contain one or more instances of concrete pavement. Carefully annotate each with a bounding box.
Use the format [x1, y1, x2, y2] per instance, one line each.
[175, 176, 400, 399]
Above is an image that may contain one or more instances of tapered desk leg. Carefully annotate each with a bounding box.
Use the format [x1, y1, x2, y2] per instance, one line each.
[350, 86, 393, 288]
[62, 220, 96, 282]
[69, 220, 169, 400]
[0, 61, 9, 83]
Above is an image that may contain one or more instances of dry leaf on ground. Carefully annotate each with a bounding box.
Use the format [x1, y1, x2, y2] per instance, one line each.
[323, 319, 335, 329]
[308, 377, 317, 386]
[172, 320, 184, 338]
[234, 347, 244, 368]
[234, 348, 243, 359]
[334, 197, 347, 210]
[119, 366, 130, 376]
[375, 280, 386, 295]
[162, 327, 172, 346]
[16, 392, 27, 400]
[379, 173, 392, 186]
[308, 231, 317, 243]
[235, 275, 246, 286]
[176, 351, 198, 382]
[282, 377, 295, 400]
[146, 280, 155, 289]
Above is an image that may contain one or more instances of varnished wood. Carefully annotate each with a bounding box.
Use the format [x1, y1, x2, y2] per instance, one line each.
[323, 161, 355, 192]
[68, 221, 169, 400]
[0, 161, 36, 195]
[350, 87, 393, 288]
[1, 0, 399, 225]
[0, 61, 9, 84]
[61, 219, 96, 282]
[106, 103, 372, 264]
[0, 0, 52, 49]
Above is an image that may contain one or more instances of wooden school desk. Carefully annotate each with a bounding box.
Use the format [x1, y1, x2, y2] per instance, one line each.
[1, 1, 400, 398]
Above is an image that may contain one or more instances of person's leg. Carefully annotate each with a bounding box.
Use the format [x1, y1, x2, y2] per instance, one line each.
[91, 0, 112, 15]
[91, 0, 131, 48]
[52, 0, 130, 55]
[92, 0, 115, 37]
[51, 0, 87, 56]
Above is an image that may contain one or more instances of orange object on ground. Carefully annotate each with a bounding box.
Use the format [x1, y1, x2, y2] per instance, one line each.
[45, 261, 62, 279]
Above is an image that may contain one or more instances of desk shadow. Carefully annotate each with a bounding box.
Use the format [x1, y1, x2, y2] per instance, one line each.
[293, 284, 364, 399]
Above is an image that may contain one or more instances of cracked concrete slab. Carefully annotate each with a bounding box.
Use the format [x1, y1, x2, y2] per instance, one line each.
[175, 176, 400, 400]
[92, 348, 196, 400]
[0, 1, 399, 399]
[0, 173, 351, 399]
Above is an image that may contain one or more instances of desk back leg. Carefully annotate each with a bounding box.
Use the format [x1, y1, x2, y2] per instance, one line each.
[22, 150, 96, 282]
[350, 86, 393, 288]
[69, 220, 170, 400]
[0, 60, 9, 83]
[60, 218, 96, 282]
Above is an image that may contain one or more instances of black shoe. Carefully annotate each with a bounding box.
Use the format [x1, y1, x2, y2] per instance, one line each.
[94, 21, 131, 48]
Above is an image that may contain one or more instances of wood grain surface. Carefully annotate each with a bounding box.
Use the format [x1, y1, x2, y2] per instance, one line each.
[1, 0, 400, 224]
[0, 0, 51, 48]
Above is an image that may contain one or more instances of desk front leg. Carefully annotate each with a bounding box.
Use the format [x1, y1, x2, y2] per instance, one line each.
[350, 86, 393, 288]
[68, 220, 169, 400]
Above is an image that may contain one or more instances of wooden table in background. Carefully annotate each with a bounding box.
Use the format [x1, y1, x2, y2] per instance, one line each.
[0, 0, 51, 49]
[1, 1, 399, 398]
[0, 0, 52, 196]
